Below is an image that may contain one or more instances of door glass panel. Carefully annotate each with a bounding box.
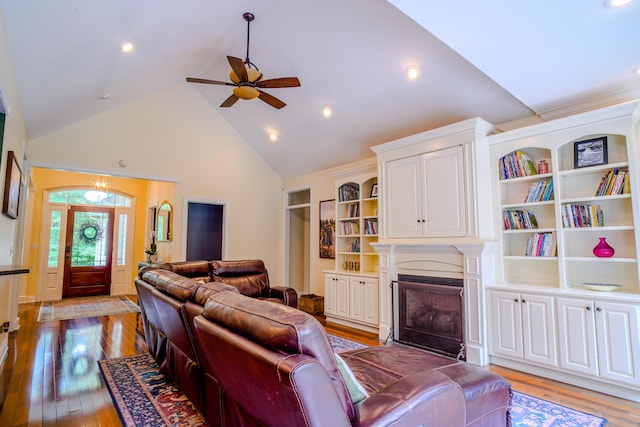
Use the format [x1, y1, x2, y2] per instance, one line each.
[48, 210, 62, 268]
[117, 214, 127, 266]
[71, 211, 110, 267]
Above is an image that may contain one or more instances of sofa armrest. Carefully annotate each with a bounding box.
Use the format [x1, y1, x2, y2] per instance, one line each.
[268, 286, 298, 308]
[352, 370, 466, 427]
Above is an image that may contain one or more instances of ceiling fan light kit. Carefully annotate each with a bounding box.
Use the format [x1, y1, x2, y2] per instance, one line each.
[186, 12, 300, 109]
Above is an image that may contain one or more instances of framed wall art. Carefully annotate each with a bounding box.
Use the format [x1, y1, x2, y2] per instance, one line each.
[574, 136, 608, 169]
[319, 199, 335, 259]
[2, 150, 22, 219]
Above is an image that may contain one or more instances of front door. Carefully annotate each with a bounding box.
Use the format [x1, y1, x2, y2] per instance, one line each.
[63, 206, 115, 298]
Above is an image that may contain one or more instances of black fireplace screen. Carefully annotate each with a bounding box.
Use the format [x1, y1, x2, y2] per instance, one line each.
[393, 274, 465, 360]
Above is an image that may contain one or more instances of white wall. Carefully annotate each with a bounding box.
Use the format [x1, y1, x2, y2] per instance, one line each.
[27, 84, 285, 284]
[0, 6, 29, 362]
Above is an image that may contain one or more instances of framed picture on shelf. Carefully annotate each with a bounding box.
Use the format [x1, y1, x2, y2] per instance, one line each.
[574, 136, 608, 169]
[319, 199, 335, 259]
[370, 183, 378, 198]
[2, 151, 22, 219]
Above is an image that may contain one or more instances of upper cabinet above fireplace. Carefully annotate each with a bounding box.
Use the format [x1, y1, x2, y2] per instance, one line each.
[371, 118, 498, 244]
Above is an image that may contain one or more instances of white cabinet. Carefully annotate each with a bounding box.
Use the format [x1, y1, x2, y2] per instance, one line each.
[489, 290, 558, 367]
[324, 272, 378, 333]
[557, 297, 640, 386]
[385, 145, 466, 238]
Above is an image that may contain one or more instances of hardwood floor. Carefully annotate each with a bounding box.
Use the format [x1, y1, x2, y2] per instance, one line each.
[1, 301, 638, 426]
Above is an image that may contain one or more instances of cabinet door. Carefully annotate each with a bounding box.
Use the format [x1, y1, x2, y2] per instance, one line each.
[521, 294, 558, 367]
[335, 275, 350, 318]
[385, 155, 422, 238]
[349, 278, 365, 323]
[362, 277, 379, 325]
[324, 274, 338, 316]
[421, 145, 466, 237]
[557, 298, 598, 376]
[595, 301, 640, 385]
[490, 291, 523, 359]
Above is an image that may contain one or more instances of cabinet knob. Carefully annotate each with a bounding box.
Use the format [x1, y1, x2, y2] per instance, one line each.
[596, 307, 602, 312]
[522, 299, 526, 303]
[586, 306, 591, 311]
[514, 298, 519, 303]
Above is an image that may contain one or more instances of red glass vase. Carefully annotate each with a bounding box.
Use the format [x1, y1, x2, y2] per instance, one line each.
[593, 237, 614, 258]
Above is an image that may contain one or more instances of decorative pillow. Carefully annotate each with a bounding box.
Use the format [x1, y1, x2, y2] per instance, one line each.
[334, 353, 369, 404]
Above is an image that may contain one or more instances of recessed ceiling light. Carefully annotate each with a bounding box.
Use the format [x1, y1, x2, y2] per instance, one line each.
[603, 0, 633, 8]
[121, 42, 134, 53]
[322, 106, 333, 118]
[269, 131, 278, 142]
[633, 67, 640, 75]
[100, 94, 111, 100]
[406, 65, 419, 80]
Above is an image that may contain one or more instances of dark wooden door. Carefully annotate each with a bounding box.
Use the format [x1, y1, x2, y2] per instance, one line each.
[63, 206, 115, 298]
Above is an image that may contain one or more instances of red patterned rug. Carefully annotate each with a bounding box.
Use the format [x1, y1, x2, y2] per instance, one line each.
[99, 353, 205, 427]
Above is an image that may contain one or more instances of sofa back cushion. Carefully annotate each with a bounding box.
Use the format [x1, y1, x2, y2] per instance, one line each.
[201, 291, 355, 419]
[167, 260, 212, 283]
[142, 269, 201, 302]
[211, 260, 270, 298]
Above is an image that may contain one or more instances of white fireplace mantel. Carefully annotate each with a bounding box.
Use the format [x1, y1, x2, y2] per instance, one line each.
[372, 241, 499, 366]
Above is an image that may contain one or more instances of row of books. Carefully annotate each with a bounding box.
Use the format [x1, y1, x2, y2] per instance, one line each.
[524, 179, 554, 203]
[562, 204, 604, 228]
[525, 232, 557, 257]
[339, 221, 359, 235]
[503, 209, 539, 230]
[499, 150, 538, 180]
[339, 183, 359, 202]
[347, 239, 360, 253]
[594, 169, 630, 196]
[364, 219, 378, 235]
[344, 203, 360, 218]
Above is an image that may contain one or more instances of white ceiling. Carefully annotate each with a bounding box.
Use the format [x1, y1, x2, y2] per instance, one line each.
[1, 0, 639, 179]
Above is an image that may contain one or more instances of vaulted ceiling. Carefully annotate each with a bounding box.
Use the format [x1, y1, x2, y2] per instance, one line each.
[1, 0, 639, 178]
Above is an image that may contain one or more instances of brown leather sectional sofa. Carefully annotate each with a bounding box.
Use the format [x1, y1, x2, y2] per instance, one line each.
[135, 259, 511, 426]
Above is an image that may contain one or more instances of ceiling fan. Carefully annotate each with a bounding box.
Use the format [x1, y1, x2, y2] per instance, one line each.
[186, 12, 301, 109]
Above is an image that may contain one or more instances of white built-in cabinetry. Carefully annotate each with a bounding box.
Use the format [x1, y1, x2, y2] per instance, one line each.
[487, 101, 640, 401]
[489, 290, 558, 367]
[385, 145, 466, 238]
[556, 297, 640, 387]
[324, 163, 379, 333]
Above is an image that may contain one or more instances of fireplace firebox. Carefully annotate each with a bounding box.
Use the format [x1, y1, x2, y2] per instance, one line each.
[393, 274, 465, 360]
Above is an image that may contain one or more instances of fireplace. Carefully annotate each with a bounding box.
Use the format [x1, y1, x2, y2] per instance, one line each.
[393, 274, 465, 360]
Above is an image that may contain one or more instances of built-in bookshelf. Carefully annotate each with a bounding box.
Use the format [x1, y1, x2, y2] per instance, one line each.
[489, 103, 640, 293]
[334, 165, 379, 275]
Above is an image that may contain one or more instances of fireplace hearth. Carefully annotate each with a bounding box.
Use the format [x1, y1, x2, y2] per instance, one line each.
[393, 274, 465, 360]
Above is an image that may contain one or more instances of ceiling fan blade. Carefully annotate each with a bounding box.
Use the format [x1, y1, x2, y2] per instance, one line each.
[258, 90, 286, 109]
[220, 94, 240, 108]
[227, 56, 248, 82]
[257, 77, 301, 89]
[186, 77, 233, 86]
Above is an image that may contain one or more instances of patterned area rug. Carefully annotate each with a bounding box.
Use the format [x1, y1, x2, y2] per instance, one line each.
[511, 392, 606, 427]
[99, 335, 607, 427]
[99, 353, 205, 427]
[37, 295, 140, 322]
[328, 333, 368, 352]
